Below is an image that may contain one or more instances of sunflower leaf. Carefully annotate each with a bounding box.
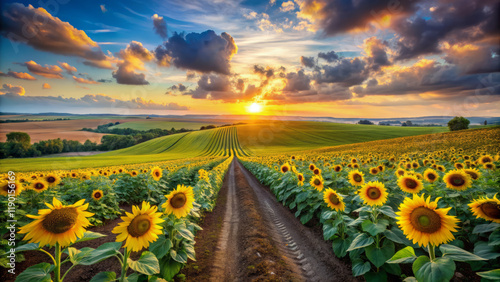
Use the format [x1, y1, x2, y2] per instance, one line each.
[362, 219, 389, 236]
[15, 243, 40, 253]
[128, 251, 160, 275]
[365, 240, 395, 268]
[80, 242, 122, 265]
[440, 244, 487, 261]
[378, 206, 397, 219]
[177, 228, 194, 241]
[149, 236, 172, 259]
[387, 246, 417, 264]
[476, 268, 500, 280]
[74, 231, 107, 244]
[89, 271, 116, 282]
[474, 241, 500, 260]
[347, 233, 374, 252]
[413, 256, 455, 282]
[351, 259, 371, 277]
[472, 223, 500, 234]
[15, 262, 54, 282]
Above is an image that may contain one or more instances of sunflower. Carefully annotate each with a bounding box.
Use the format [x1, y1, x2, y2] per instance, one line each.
[412, 162, 420, 169]
[30, 180, 49, 193]
[151, 166, 163, 181]
[309, 163, 316, 171]
[130, 170, 139, 177]
[395, 168, 406, 177]
[297, 173, 305, 186]
[436, 165, 445, 172]
[280, 163, 291, 173]
[313, 167, 321, 175]
[92, 190, 104, 201]
[478, 155, 494, 164]
[398, 175, 424, 194]
[19, 198, 94, 247]
[358, 181, 388, 206]
[443, 170, 472, 191]
[377, 165, 385, 172]
[454, 163, 464, 170]
[323, 189, 345, 211]
[348, 170, 364, 186]
[70, 172, 79, 178]
[162, 184, 195, 218]
[29, 174, 38, 180]
[396, 194, 459, 247]
[484, 163, 496, 170]
[469, 194, 500, 223]
[369, 167, 379, 175]
[333, 165, 342, 172]
[310, 175, 324, 191]
[464, 168, 481, 180]
[112, 201, 164, 252]
[44, 173, 61, 187]
[423, 169, 439, 183]
[0, 180, 24, 196]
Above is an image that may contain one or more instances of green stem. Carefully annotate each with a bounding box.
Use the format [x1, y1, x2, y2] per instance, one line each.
[55, 243, 61, 282]
[38, 248, 56, 265]
[61, 264, 76, 281]
[428, 244, 436, 261]
[119, 248, 130, 282]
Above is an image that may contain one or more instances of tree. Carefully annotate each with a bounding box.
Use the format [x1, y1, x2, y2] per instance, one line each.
[448, 116, 470, 131]
[6, 132, 31, 146]
[484, 120, 487, 125]
[357, 120, 374, 125]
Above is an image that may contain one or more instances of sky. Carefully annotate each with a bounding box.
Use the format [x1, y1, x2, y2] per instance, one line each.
[0, 0, 499, 118]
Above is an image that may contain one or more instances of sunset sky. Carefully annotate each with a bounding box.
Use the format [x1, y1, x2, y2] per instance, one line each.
[0, 0, 499, 118]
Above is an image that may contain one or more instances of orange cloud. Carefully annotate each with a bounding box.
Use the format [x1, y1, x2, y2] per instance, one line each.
[59, 62, 77, 74]
[42, 83, 51, 89]
[0, 84, 25, 96]
[23, 61, 63, 79]
[0, 71, 36, 80]
[72, 76, 100, 84]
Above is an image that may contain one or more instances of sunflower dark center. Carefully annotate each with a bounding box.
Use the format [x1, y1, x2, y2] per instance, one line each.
[480, 202, 500, 219]
[465, 171, 478, 180]
[34, 183, 45, 190]
[47, 177, 56, 183]
[427, 173, 436, 180]
[42, 208, 78, 234]
[298, 175, 303, 181]
[155, 171, 160, 177]
[366, 187, 381, 200]
[127, 214, 151, 237]
[405, 178, 418, 189]
[410, 207, 441, 233]
[450, 175, 465, 186]
[94, 192, 102, 199]
[329, 193, 340, 205]
[335, 167, 340, 172]
[398, 171, 405, 176]
[313, 178, 321, 186]
[170, 193, 187, 209]
[353, 174, 362, 182]
[482, 157, 492, 163]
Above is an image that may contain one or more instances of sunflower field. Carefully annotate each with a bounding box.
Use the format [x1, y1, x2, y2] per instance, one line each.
[0, 155, 233, 281]
[240, 127, 500, 281]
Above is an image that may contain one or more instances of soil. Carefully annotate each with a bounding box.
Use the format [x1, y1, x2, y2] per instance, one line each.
[181, 158, 356, 282]
[0, 204, 134, 282]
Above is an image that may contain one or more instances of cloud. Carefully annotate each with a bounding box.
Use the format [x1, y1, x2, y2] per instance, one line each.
[0, 93, 189, 111]
[59, 62, 77, 74]
[296, 0, 420, 36]
[166, 83, 188, 95]
[155, 30, 237, 75]
[22, 61, 63, 79]
[152, 14, 168, 39]
[72, 76, 100, 84]
[300, 56, 315, 68]
[100, 4, 107, 13]
[2, 3, 106, 61]
[314, 57, 368, 86]
[0, 84, 25, 96]
[113, 41, 153, 85]
[0, 71, 36, 80]
[318, 51, 340, 63]
[42, 83, 51, 89]
[443, 43, 500, 75]
[83, 53, 118, 69]
[280, 1, 295, 12]
[392, 0, 498, 60]
[283, 70, 312, 92]
[363, 37, 391, 71]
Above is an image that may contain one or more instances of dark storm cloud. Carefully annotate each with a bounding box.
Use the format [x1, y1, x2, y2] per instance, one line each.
[314, 58, 368, 87]
[318, 51, 339, 63]
[393, 0, 499, 60]
[112, 41, 153, 85]
[2, 3, 106, 61]
[283, 70, 311, 91]
[363, 37, 391, 71]
[298, 0, 420, 36]
[155, 30, 237, 75]
[300, 56, 315, 68]
[152, 14, 168, 39]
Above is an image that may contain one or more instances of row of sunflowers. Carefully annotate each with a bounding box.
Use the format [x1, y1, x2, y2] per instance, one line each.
[1, 156, 233, 281]
[240, 127, 500, 282]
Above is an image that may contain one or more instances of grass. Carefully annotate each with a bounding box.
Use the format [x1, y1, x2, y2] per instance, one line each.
[109, 119, 227, 130]
[1, 121, 451, 172]
[238, 121, 448, 154]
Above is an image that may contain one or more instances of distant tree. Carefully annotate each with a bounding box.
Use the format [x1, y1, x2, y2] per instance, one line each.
[484, 120, 487, 125]
[358, 120, 374, 125]
[115, 121, 120, 125]
[6, 132, 31, 146]
[200, 126, 206, 130]
[406, 120, 413, 126]
[448, 116, 470, 131]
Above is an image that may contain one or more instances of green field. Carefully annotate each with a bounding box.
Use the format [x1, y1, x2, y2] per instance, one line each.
[0, 121, 449, 172]
[109, 119, 227, 130]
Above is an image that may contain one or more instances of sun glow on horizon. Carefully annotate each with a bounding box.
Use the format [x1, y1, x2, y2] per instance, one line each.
[247, 102, 263, 114]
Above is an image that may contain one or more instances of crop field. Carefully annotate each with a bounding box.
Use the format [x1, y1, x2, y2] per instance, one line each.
[1, 124, 499, 282]
[109, 118, 229, 130]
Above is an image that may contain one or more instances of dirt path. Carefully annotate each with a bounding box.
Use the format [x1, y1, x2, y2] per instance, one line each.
[185, 158, 356, 281]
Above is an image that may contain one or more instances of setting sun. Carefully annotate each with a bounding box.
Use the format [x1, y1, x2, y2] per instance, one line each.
[248, 102, 263, 114]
